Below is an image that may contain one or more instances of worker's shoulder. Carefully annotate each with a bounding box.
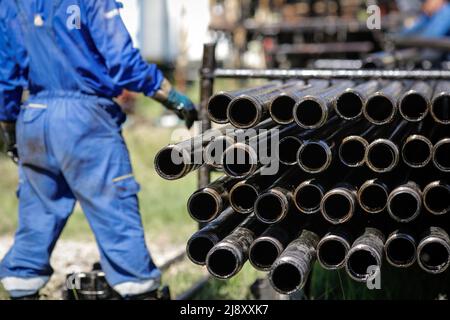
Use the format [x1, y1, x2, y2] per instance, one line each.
[438, 3, 450, 16]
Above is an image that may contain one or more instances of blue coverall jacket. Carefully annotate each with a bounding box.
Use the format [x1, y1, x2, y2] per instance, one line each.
[0, 0, 164, 298]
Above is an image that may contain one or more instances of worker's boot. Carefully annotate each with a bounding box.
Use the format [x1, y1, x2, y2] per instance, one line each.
[126, 286, 171, 300]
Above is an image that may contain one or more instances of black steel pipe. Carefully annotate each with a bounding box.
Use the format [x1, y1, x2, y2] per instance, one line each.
[203, 135, 235, 170]
[357, 179, 390, 214]
[296, 117, 353, 174]
[207, 82, 281, 124]
[320, 184, 358, 225]
[227, 82, 305, 129]
[333, 80, 379, 121]
[154, 145, 203, 181]
[423, 181, 450, 215]
[365, 120, 412, 173]
[317, 227, 353, 270]
[293, 178, 327, 215]
[222, 124, 298, 178]
[254, 188, 291, 225]
[345, 228, 385, 283]
[268, 81, 330, 125]
[387, 181, 422, 223]
[269, 230, 319, 294]
[249, 217, 304, 271]
[385, 229, 417, 268]
[155, 125, 234, 180]
[363, 81, 403, 125]
[254, 169, 304, 224]
[293, 81, 354, 129]
[417, 227, 450, 274]
[339, 125, 385, 168]
[186, 208, 246, 265]
[229, 166, 288, 214]
[433, 138, 450, 172]
[339, 136, 369, 168]
[206, 215, 267, 279]
[398, 81, 433, 122]
[278, 136, 303, 166]
[402, 135, 433, 168]
[187, 176, 240, 223]
[431, 81, 450, 124]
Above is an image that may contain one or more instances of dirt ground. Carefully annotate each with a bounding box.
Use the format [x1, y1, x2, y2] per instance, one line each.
[0, 236, 184, 299]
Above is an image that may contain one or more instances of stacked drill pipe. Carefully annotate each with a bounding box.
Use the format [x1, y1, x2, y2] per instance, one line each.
[157, 79, 450, 294]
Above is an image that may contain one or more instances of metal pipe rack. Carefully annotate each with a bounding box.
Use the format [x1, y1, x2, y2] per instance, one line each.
[197, 42, 450, 189]
[185, 42, 450, 300]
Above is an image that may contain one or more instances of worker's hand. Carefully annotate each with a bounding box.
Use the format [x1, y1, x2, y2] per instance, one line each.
[163, 89, 198, 129]
[153, 78, 199, 129]
[0, 122, 19, 164]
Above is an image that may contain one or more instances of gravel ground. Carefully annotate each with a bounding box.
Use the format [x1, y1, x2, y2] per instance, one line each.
[0, 236, 184, 300]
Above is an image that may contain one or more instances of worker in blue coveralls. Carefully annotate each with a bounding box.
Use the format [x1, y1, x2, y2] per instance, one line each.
[0, 0, 198, 300]
[400, 0, 450, 66]
[402, 0, 450, 37]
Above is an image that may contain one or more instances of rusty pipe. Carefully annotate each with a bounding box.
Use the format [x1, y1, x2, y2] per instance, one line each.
[345, 228, 384, 283]
[249, 217, 304, 271]
[417, 227, 450, 274]
[269, 230, 319, 294]
[206, 215, 267, 279]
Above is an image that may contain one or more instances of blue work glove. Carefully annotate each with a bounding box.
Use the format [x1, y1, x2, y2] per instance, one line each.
[163, 89, 198, 129]
[0, 121, 19, 164]
[153, 79, 199, 129]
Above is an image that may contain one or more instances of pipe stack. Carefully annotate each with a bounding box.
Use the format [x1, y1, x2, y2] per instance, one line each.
[156, 79, 450, 294]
